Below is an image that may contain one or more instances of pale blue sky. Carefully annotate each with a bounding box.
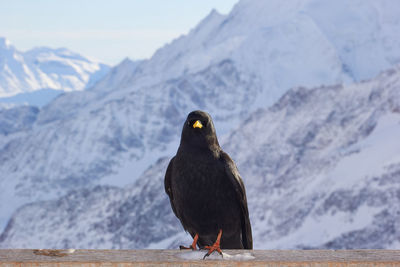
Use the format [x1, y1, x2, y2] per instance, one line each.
[0, 0, 238, 65]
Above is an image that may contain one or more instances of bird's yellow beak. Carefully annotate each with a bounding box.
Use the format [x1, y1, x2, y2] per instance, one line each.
[192, 120, 203, 129]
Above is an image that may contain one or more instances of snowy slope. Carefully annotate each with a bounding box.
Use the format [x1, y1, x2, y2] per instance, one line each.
[1, 65, 400, 249]
[0, 37, 110, 98]
[0, 106, 39, 135]
[0, 158, 185, 249]
[222, 66, 400, 249]
[1, 0, 400, 245]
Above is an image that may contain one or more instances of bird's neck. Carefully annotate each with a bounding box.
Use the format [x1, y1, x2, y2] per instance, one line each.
[178, 142, 221, 158]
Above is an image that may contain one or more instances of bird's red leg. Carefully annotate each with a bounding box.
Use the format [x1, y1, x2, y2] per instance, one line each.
[179, 233, 199, 250]
[203, 229, 223, 259]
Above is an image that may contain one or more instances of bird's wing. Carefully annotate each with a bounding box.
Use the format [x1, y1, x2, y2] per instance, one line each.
[164, 156, 179, 217]
[220, 151, 253, 249]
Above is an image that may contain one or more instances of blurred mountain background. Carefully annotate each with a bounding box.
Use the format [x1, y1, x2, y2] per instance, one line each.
[0, 0, 400, 249]
[0, 37, 110, 107]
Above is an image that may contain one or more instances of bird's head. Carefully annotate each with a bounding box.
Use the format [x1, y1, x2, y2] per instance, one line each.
[180, 110, 220, 151]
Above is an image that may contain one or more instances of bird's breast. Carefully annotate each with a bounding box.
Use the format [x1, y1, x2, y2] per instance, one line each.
[171, 154, 241, 234]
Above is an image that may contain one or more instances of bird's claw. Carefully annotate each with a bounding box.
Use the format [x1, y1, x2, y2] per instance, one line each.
[203, 244, 223, 259]
[202, 229, 223, 259]
[179, 233, 198, 250]
[179, 245, 196, 250]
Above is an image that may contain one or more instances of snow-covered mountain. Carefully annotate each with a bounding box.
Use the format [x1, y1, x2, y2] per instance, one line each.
[2, 65, 399, 249]
[127, 0, 400, 103]
[223, 66, 400, 249]
[1, 0, 400, 247]
[0, 37, 110, 98]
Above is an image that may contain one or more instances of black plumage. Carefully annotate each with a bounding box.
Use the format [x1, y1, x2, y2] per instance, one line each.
[164, 110, 252, 253]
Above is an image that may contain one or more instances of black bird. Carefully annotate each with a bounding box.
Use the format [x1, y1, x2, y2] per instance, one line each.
[164, 110, 252, 258]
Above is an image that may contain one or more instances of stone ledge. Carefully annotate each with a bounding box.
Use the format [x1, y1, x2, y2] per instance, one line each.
[0, 249, 399, 266]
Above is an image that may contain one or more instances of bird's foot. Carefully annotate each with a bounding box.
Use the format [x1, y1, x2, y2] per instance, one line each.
[179, 233, 199, 250]
[203, 229, 223, 259]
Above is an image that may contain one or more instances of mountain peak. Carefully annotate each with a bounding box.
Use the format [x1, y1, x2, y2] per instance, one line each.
[0, 37, 11, 50]
[208, 8, 222, 18]
[194, 8, 225, 31]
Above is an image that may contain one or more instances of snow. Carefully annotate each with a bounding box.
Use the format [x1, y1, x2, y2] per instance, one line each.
[325, 113, 400, 191]
[178, 251, 255, 261]
[99, 139, 179, 186]
[305, 0, 400, 81]
[222, 252, 255, 261]
[262, 205, 383, 249]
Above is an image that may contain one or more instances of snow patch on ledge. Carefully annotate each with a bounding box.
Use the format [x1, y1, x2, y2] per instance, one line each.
[178, 250, 255, 261]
